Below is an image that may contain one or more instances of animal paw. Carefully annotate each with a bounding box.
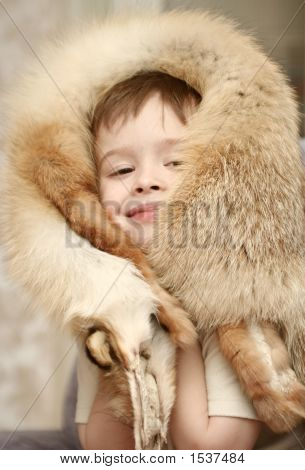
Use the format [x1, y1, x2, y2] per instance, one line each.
[252, 374, 305, 433]
[85, 328, 117, 370]
[153, 284, 197, 347]
[217, 323, 305, 432]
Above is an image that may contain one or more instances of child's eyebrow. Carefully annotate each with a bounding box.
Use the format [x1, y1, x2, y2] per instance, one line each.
[102, 138, 179, 160]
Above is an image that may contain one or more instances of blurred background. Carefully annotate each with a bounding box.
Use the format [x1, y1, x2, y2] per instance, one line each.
[0, 0, 304, 433]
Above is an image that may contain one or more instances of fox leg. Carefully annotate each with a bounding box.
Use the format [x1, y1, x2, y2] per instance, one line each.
[84, 319, 176, 450]
[217, 322, 305, 433]
[23, 122, 196, 347]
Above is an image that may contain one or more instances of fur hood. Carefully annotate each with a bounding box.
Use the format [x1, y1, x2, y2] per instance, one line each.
[2, 9, 305, 379]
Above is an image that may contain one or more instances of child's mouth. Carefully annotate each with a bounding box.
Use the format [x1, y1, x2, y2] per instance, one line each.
[130, 210, 156, 223]
[126, 203, 159, 223]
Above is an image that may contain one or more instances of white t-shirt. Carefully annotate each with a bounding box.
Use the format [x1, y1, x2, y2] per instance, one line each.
[75, 332, 257, 423]
[75, 333, 305, 449]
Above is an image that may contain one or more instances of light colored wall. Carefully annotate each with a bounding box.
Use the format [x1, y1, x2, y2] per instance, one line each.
[0, 0, 80, 431]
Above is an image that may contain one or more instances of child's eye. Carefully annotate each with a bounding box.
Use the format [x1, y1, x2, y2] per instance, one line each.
[110, 167, 134, 176]
[164, 161, 182, 168]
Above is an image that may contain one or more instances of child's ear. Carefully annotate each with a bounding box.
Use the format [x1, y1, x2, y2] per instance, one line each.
[85, 329, 116, 371]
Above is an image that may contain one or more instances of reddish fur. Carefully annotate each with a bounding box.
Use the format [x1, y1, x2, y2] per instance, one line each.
[17, 123, 196, 349]
[217, 324, 305, 432]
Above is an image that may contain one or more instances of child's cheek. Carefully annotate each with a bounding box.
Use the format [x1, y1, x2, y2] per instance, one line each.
[100, 178, 127, 215]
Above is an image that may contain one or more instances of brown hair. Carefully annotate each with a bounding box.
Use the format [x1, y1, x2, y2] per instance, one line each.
[91, 70, 202, 137]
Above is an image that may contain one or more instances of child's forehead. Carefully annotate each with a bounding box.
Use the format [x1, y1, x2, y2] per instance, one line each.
[97, 107, 185, 154]
[97, 93, 165, 130]
[95, 91, 198, 137]
[97, 96, 187, 139]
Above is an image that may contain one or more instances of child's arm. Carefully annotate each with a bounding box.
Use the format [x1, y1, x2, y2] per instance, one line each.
[169, 339, 261, 450]
[76, 343, 135, 450]
[78, 371, 135, 450]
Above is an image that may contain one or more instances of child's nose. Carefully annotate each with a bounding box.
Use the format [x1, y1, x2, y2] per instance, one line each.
[132, 173, 165, 195]
[134, 183, 160, 194]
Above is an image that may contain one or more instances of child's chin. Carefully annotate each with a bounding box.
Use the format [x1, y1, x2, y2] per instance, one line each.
[132, 225, 154, 248]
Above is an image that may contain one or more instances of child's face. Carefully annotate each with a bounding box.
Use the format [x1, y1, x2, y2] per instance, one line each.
[96, 93, 186, 246]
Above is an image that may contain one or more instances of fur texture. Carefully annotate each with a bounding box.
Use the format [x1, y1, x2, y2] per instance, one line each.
[217, 323, 305, 432]
[86, 322, 176, 449]
[1, 9, 305, 434]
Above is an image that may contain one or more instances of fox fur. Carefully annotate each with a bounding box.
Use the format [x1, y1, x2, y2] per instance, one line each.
[1, 9, 305, 434]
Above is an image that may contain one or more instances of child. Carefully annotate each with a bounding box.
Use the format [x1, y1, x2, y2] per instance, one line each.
[76, 71, 261, 450]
